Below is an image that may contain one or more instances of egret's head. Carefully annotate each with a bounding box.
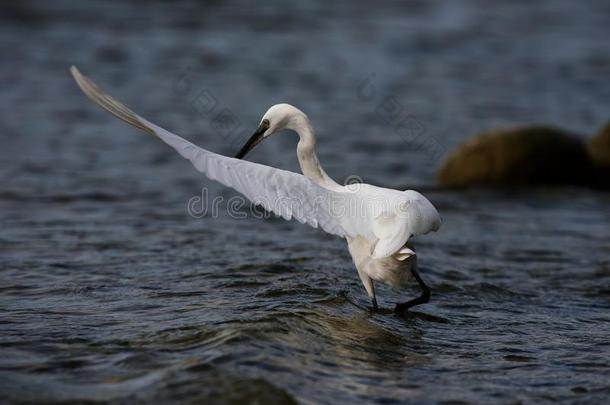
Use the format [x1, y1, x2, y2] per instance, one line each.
[235, 103, 307, 159]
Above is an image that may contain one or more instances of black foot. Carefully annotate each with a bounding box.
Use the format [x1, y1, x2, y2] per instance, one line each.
[395, 258, 431, 315]
[394, 289, 430, 314]
[371, 297, 379, 311]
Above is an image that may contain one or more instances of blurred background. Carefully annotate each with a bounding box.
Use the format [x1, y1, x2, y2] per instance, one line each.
[1, 1, 609, 404]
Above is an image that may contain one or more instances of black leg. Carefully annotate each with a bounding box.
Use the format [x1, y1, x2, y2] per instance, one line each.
[371, 297, 379, 310]
[395, 260, 431, 314]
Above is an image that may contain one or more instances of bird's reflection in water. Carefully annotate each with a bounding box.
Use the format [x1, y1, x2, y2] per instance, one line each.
[290, 308, 431, 400]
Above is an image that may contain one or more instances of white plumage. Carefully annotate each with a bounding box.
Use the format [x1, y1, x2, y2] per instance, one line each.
[70, 66, 441, 313]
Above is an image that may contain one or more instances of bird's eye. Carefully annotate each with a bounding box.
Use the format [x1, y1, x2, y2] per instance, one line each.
[262, 119, 270, 127]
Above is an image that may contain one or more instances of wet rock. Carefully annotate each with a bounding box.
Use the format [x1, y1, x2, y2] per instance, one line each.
[587, 121, 610, 185]
[436, 126, 594, 188]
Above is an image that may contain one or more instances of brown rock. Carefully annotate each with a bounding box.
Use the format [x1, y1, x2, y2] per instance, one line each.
[587, 121, 610, 188]
[437, 126, 594, 187]
[588, 121, 610, 167]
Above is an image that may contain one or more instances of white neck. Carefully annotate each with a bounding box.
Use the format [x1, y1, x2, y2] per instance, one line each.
[290, 116, 342, 190]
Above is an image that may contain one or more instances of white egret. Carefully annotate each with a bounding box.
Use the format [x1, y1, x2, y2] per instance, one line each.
[70, 66, 441, 314]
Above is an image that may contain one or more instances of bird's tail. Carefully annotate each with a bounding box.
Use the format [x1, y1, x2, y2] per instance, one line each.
[69, 66, 155, 136]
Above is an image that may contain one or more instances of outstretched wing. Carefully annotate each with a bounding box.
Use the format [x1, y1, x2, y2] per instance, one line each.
[70, 67, 441, 255]
[70, 66, 355, 238]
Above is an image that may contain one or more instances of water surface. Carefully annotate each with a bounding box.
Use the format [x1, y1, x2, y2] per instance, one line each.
[1, 1, 610, 403]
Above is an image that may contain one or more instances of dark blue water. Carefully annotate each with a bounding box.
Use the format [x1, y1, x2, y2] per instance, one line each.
[1, 1, 610, 403]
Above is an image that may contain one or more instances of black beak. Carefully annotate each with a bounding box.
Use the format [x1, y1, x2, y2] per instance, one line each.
[235, 123, 268, 159]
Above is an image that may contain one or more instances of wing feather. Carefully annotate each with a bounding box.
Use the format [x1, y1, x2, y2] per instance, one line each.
[371, 191, 441, 258]
[70, 66, 441, 255]
[70, 66, 351, 238]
